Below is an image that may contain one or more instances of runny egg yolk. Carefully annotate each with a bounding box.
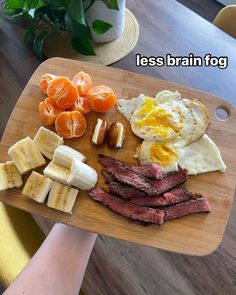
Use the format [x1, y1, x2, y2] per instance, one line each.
[150, 142, 179, 167]
[134, 98, 181, 138]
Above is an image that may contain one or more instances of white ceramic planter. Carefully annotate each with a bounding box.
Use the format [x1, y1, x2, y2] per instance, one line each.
[84, 0, 126, 43]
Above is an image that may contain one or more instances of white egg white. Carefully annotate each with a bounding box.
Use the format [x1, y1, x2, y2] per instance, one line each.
[178, 134, 226, 174]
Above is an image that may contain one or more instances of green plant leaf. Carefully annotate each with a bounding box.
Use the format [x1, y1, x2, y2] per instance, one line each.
[71, 36, 96, 56]
[101, 0, 119, 10]
[1, 6, 19, 17]
[92, 19, 112, 34]
[68, 0, 86, 25]
[23, 25, 34, 46]
[47, 0, 68, 9]
[65, 12, 91, 40]
[4, 0, 25, 9]
[33, 30, 49, 60]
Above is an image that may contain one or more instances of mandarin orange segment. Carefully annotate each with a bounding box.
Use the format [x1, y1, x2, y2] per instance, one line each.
[39, 97, 63, 125]
[40, 73, 56, 94]
[87, 85, 117, 113]
[47, 76, 78, 110]
[72, 71, 92, 95]
[55, 111, 87, 138]
[71, 96, 92, 114]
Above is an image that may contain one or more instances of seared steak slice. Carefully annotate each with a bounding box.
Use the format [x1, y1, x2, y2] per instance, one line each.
[102, 165, 156, 195]
[88, 188, 164, 225]
[102, 170, 115, 183]
[151, 169, 187, 195]
[99, 155, 162, 179]
[102, 164, 187, 196]
[109, 182, 194, 206]
[129, 164, 162, 179]
[129, 189, 192, 207]
[163, 197, 211, 222]
[108, 181, 147, 199]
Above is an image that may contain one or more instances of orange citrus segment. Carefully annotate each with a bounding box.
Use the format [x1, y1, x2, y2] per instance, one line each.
[40, 73, 56, 94]
[47, 76, 78, 110]
[87, 85, 117, 113]
[71, 96, 92, 114]
[39, 97, 63, 125]
[55, 111, 87, 138]
[72, 71, 92, 95]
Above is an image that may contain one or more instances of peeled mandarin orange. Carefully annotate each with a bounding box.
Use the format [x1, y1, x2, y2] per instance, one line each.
[72, 71, 92, 95]
[40, 73, 56, 94]
[55, 111, 87, 138]
[47, 76, 78, 110]
[71, 96, 92, 114]
[87, 85, 117, 113]
[39, 97, 63, 125]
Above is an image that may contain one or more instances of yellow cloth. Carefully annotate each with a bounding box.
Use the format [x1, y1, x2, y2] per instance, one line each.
[0, 201, 45, 287]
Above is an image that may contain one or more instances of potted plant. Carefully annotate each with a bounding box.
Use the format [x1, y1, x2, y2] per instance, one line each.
[1, 0, 125, 60]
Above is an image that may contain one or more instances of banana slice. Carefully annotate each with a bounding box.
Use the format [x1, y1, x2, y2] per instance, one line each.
[8, 137, 46, 174]
[43, 161, 70, 185]
[47, 182, 78, 213]
[0, 161, 23, 190]
[53, 145, 86, 169]
[22, 171, 53, 203]
[33, 127, 64, 160]
[67, 159, 98, 190]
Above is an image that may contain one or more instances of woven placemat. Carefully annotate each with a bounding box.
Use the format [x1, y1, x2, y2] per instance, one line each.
[43, 9, 139, 65]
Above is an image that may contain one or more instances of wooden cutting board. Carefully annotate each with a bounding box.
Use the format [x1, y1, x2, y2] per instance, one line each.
[0, 58, 236, 256]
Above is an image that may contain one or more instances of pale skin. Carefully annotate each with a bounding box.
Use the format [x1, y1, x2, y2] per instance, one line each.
[3, 223, 97, 295]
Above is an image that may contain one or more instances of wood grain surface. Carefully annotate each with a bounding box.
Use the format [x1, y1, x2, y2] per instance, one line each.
[0, 57, 235, 256]
[1, 0, 236, 294]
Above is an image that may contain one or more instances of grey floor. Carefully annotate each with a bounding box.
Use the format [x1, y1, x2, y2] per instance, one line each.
[0, 0, 224, 294]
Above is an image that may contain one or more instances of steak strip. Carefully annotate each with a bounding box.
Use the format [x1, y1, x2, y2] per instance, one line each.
[163, 197, 211, 221]
[102, 165, 187, 196]
[99, 154, 162, 179]
[108, 181, 194, 207]
[102, 170, 116, 184]
[109, 181, 147, 200]
[88, 188, 164, 225]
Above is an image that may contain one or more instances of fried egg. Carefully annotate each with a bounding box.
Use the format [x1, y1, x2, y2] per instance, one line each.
[118, 90, 210, 146]
[137, 141, 179, 173]
[138, 135, 226, 174]
[118, 90, 226, 175]
[130, 97, 184, 142]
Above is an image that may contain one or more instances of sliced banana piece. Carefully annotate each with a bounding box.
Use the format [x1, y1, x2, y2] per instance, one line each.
[8, 137, 46, 175]
[47, 181, 78, 213]
[33, 127, 64, 160]
[22, 171, 53, 203]
[44, 161, 70, 185]
[0, 161, 23, 190]
[67, 159, 98, 190]
[53, 145, 86, 169]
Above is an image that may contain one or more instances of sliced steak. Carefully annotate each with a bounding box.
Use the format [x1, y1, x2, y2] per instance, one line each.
[108, 181, 147, 199]
[108, 181, 193, 206]
[129, 189, 194, 207]
[151, 169, 187, 195]
[88, 188, 164, 225]
[102, 165, 156, 195]
[129, 164, 162, 179]
[102, 170, 115, 183]
[102, 164, 187, 196]
[163, 197, 211, 222]
[99, 154, 162, 179]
